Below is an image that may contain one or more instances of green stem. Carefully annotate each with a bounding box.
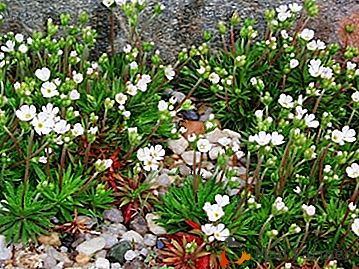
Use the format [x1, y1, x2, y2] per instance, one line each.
[259, 214, 273, 247]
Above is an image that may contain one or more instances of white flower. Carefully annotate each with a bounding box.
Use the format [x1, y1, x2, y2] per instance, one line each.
[126, 82, 138, 96]
[211, 223, 230, 242]
[16, 105, 36, 121]
[352, 92, 359, 102]
[255, 110, 263, 118]
[164, 66, 175, 80]
[123, 110, 131, 118]
[278, 94, 294, 108]
[35, 67, 51, 82]
[72, 123, 84, 137]
[347, 61, 357, 70]
[73, 72, 83, 84]
[39, 156, 47, 164]
[349, 202, 357, 212]
[197, 66, 206, 74]
[284, 262, 292, 269]
[143, 158, 159, 171]
[54, 120, 70, 134]
[102, 0, 115, 8]
[89, 126, 98, 135]
[320, 67, 333, 80]
[201, 223, 216, 236]
[288, 3, 302, 12]
[308, 59, 322, 77]
[129, 61, 138, 69]
[302, 204, 316, 217]
[136, 78, 149, 92]
[141, 74, 152, 84]
[299, 28, 315, 41]
[289, 59, 299, 69]
[15, 33, 24, 43]
[295, 106, 307, 119]
[123, 44, 132, 53]
[342, 125, 356, 143]
[215, 194, 230, 207]
[331, 130, 344, 145]
[307, 40, 326, 51]
[115, 93, 127, 105]
[41, 82, 59, 98]
[271, 132, 285, 146]
[208, 72, 220, 84]
[39, 103, 59, 120]
[251, 131, 271, 146]
[137, 147, 151, 162]
[346, 163, 359, 178]
[149, 145, 165, 161]
[273, 197, 287, 212]
[95, 159, 113, 172]
[304, 114, 319, 128]
[31, 116, 53, 136]
[69, 89, 80, 100]
[1, 40, 15, 52]
[158, 100, 168, 111]
[197, 138, 212, 153]
[204, 203, 225, 222]
[276, 5, 291, 22]
[293, 186, 301, 194]
[351, 219, 359, 237]
[281, 30, 289, 39]
[18, 44, 28, 54]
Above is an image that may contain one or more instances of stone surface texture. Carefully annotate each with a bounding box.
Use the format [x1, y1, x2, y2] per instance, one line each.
[2, 0, 358, 60]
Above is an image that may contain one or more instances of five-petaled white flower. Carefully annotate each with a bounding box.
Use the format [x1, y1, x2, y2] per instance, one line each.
[299, 28, 315, 41]
[201, 223, 216, 236]
[35, 67, 51, 82]
[204, 203, 225, 222]
[16, 105, 36, 122]
[164, 66, 175, 81]
[197, 138, 212, 153]
[249, 131, 271, 146]
[271, 132, 285, 146]
[41, 81, 59, 98]
[215, 194, 230, 207]
[210, 223, 230, 242]
[346, 163, 359, 179]
[208, 72, 220, 84]
[279, 94, 294, 108]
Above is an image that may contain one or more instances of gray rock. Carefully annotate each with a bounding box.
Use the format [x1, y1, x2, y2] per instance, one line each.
[105, 223, 127, 236]
[156, 173, 171, 187]
[181, 151, 201, 166]
[206, 128, 226, 143]
[95, 257, 110, 269]
[143, 234, 157, 247]
[2, 0, 355, 61]
[123, 259, 144, 269]
[96, 250, 108, 259]
[104, 208, 124, 223]
[0, 235, 11, 260]
[110, 263, 123, 269]
[129, 215, 148, 235]
[120, 231, 144, 245]
[145, 213, 166, 236]
[43, 254, 57, 269]
[47, 246, 72, 264]
[168, 136, 189, 155]
[178, 164, 191, 176]
[107, 241, 132, 264]
[76, 237, 106, 256]
[101, 233, 119, 249]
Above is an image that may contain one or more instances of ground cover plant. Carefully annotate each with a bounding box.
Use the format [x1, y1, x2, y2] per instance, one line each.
[0, 0, 357, 268]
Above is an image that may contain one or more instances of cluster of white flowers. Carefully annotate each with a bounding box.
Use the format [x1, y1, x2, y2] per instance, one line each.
[249, 131, 285, 146]
[351, 218, 359, 237]
[275, 3, 302, 22]
[136, 144, 165, 171]
[158, 96, 177, 116]
[201, 194, 230, 242]
[331, 126, 356, 145]
[308, 59, 333, 80]
[16, 103, 84, 141]
[272, 197, 288, 214]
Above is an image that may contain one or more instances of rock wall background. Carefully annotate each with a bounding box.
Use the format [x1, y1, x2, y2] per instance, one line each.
[2, 0, 359, 60]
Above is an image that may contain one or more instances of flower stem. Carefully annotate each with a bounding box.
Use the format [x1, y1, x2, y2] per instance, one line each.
[259, 214, 273, 247]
